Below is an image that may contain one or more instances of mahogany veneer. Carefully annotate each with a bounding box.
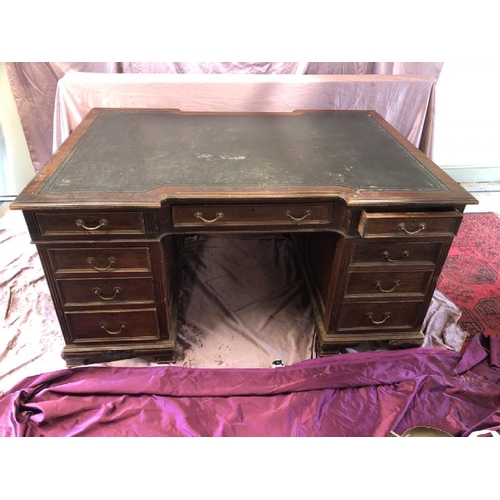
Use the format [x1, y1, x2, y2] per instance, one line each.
[11, 108, 478, 363]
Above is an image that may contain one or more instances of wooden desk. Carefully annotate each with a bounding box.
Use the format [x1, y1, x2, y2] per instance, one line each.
[11, 109, 478, 364]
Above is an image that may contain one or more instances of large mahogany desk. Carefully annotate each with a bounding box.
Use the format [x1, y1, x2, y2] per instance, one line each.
[11, 109, 478, 364]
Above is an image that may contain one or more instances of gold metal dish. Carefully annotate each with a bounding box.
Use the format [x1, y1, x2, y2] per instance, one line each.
[390, 426, 453, 437]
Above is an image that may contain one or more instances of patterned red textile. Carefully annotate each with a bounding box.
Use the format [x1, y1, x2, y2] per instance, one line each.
[0, 334, 499, 437]
[438, 212, 500, 338]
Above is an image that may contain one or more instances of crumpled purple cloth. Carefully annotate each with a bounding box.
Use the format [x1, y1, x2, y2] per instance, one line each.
[1, 334, 499, 437]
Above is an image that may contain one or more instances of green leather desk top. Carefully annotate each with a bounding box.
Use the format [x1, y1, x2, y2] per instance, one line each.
[41, 110, 446, 194]
[12, 108, 477, 209]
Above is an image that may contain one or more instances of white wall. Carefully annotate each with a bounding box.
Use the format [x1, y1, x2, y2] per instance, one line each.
[433, 61, 500, 182]
[0, 62, 34, 196]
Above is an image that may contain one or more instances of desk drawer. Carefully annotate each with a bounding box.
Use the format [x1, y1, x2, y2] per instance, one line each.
[172, 203, 333, 228]
[57, 277, 156, 307]
[36, 211, 146, 236]
[66, 309, 160, 343]
[48, 247, 152, 274]
[350, 241, 444, 267]
[358, 211, 462, 238]
[337, 301, 422, 331]
[344, 270, 432, 298]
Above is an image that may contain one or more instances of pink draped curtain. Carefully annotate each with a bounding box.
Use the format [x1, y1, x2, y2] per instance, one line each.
[6, 62, 443, 173]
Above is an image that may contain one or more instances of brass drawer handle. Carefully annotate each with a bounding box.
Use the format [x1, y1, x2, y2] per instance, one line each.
[87, 256, 117, 271]
[285, 209, 312, 221]
[75, 218, 108, 231]
[100, 321, 127, 335]
[397, 222, 426, 235]
[382, 250, 410, 262]
[366, 312, 392, 325]
[92, 286, 122, 301]
[194, 211, 224, 223]
[375, 280, 401, 293]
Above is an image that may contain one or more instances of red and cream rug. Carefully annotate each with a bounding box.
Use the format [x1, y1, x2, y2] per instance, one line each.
[438, 212, 500, 339]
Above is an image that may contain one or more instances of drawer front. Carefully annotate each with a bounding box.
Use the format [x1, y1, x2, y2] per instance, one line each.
[36, 211, 146, 236]
[57, 277, 156, 307]
[172, 203, 333, 228]
[345, 270, 433, 298]
[48, 247, 152, 274]
[350, 241, 444, 267]
[358, 211, 462, 238]
[66, 309, 160, 343]
[337, 301, 423, 331]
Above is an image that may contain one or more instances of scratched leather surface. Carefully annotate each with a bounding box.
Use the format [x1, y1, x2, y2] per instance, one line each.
[41, 111, 446, 194]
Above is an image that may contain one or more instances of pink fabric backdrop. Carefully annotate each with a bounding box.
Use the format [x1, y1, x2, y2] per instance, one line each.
[6, 62, 443, 173]
[52, 72, 436, 154]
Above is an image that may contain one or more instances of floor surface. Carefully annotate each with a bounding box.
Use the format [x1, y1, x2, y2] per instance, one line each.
[462, 182, 500, 215]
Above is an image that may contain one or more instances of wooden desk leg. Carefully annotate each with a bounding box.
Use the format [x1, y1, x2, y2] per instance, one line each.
[291, 232, 343, 355]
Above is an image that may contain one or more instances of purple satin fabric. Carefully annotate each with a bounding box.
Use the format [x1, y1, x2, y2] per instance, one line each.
[1, 334, 499, 437]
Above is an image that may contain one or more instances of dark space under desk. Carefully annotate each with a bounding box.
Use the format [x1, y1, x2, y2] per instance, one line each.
[11, 109, 478, 364]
